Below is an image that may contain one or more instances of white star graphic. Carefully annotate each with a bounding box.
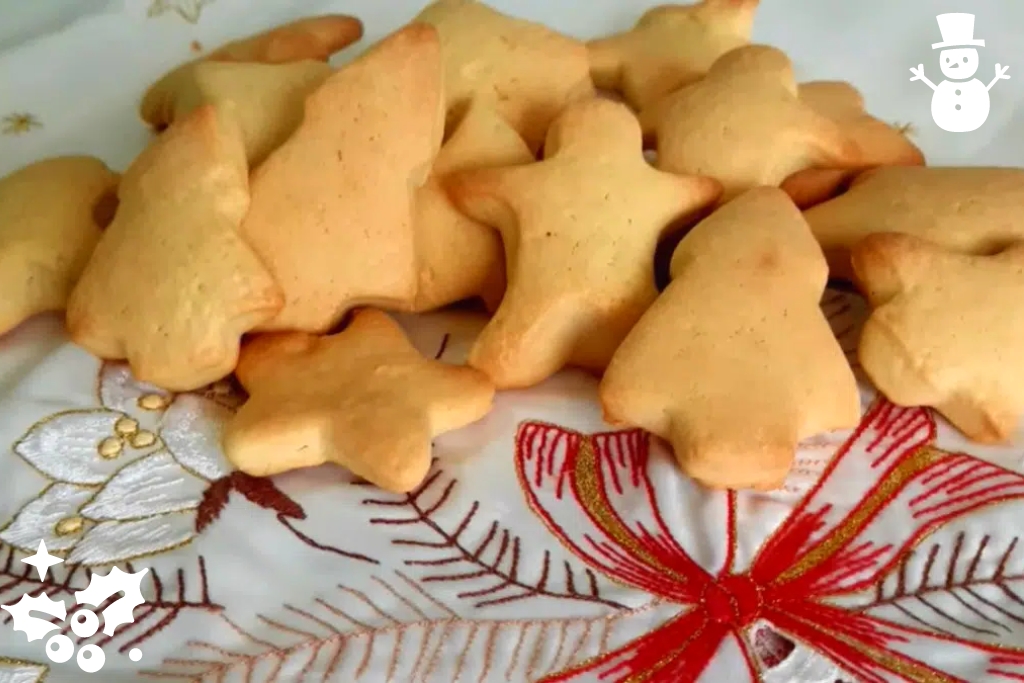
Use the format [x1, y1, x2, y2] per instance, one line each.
[21, 540, 63, 581]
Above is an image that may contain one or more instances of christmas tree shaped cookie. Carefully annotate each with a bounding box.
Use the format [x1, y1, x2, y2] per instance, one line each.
[600, 187, 861, 490]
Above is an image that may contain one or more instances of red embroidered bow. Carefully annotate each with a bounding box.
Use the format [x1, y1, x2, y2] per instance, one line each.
[516, 399, 1024, 683]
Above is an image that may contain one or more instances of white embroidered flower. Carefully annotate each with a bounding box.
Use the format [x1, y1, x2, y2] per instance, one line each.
[0, 363, 239, 565]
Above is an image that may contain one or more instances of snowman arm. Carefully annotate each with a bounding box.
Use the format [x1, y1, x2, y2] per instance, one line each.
[909, 65, 937, 90]
[987, 64, 1011, 90]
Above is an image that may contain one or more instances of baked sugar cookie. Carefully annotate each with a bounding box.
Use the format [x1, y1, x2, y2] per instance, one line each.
[415, 0, 593, 151]
[588, 0, 760, 110]
[805, 166, 1024, 279]
[167, 60, 332, 167]
[410, 102, 533, 313]
[446, 97, 720, 388]
[223, 309, 495, 493]
[600, 187, 860, 490]
[640, 45, 861, 199]
[853, 232, 1024, 444]
[141, 14, 363, 130]
[782, 81, 924, 208]
[0, 157, 119, 335]
[66, 106, 282, 391]
[240, 23, 445, 333]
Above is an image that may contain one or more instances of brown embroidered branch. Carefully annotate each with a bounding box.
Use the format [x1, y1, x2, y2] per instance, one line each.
[858, 532, 1024, 638]
[363, 469, 625, 610]
[196, 471, 378, 564]
[141, 571, 655, 683]
[0, 546, 221, 653]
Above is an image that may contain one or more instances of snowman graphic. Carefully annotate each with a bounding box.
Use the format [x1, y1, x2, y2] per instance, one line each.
[910, 13, 1010, 133]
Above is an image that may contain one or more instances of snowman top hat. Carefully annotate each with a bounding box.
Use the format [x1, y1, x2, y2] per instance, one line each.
[932, 13, 985, 49]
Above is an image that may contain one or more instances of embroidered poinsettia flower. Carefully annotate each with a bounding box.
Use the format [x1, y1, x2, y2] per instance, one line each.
[517, 398, 1024, 682]
[0, 363, 301, 565]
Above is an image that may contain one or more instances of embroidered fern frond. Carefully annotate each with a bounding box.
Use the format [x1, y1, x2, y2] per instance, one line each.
[142, 572, 662, 683]
[363, 468, 625, 609]
[858, 531, 1024, 640]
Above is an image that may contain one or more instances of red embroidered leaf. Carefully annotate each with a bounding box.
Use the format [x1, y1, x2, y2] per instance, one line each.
[195, 476, 232, 533]
[229, 472, 306, 520]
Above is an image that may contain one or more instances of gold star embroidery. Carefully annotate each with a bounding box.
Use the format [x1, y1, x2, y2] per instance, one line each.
[2, 113, 41, 136]
[147, 0, 214, 24]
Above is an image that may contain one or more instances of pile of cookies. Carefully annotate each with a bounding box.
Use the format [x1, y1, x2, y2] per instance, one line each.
[2, 0, 1021, 494]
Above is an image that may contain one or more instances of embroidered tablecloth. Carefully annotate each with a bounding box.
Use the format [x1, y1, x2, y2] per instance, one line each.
[2, 1, 1024, 681]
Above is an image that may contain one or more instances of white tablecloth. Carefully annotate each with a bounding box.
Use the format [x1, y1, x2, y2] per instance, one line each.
[2, 2, 1024, 681]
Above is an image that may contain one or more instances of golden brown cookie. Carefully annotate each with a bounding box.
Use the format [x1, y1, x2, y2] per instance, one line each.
[781, 81, 925, 208]
[415, 0, 593, 151]
[600, 187, 861, 490]
[240, 23, 445, 333]
[66, 106, 282, 391]
[222, 308, 495, 493]
[165, 60, 332, 167]
[588, 0, 760, 110]
[853, 233, 1024, 443]
[0, 157, 119, 336]
[140, 14, 363, 130]
[445, 97, 721, 389]
[804, 166, 1024, 280]
[639, 45, 861, 199]
[410, 101, 533, 313]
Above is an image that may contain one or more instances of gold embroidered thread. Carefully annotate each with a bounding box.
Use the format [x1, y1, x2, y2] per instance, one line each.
[574, 437, 691, 584]
[54, 516, 85, 536]
[778, 446, 946, 583]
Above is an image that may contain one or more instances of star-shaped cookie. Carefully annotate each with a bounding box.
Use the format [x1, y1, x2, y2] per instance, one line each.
[588, 0, 760, 111]
[409, 101, 533, 313]
[240, 23, 445, 333]
[781, 80, 924, 208]
[141, 14, 363, 130]
[600, 187, 861, 490]
[66, 105, 283, 391]
[444, 97, 721, 389]
[805, 166, 1024, 280]
[0, 157, 119, 336]
[853, 233, 1024, 444]
[639, 45, 861, 199]
[415, 0, 593, 151]
[222, 309, 495, 492]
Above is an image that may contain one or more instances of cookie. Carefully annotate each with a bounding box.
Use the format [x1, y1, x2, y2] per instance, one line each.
[804, 166, 1024, 280]
[240, 23, 445, 333]
[599, 187, 861, 490]
[445, 97, 721, 389]
[781, 81, 925, 208]
[222, 308, 495, 493]
[166, 60, 333, 167]
[140, 14, 363, 130]
[410, 101, 533, 313]
[588, 0, 760, 110]
[639, 45, 861, 199]
[66, 105, 283, 391]
[853, 233, 1024, 444]
[0, 157, 119, 336]
[415, 0, 593, 151]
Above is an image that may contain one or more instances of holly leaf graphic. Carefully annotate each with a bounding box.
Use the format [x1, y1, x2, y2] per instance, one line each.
[229, 472, 306, 520]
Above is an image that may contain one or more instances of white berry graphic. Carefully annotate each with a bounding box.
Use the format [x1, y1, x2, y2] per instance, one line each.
[1, 541, 150, 672]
